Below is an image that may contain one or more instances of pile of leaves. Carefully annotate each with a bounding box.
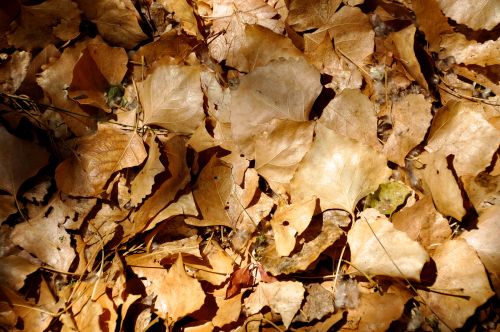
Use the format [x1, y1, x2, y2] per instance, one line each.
[0, 0, 499, 331]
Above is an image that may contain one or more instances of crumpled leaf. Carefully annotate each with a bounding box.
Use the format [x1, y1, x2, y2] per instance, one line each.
[383, 94, 433, 166]
[270, 197, 316, 256]
[365, 181, 412, 215]
[294, 284, 336, 323]
[131, 254, 206, 322]
[426, 100, 500, 177]
[348, 208, 430, 281]
[435, 0, 500, 31]
[244, 281, 305, 329]
[290, 123, 391, 213]
[440, 33, 500, 67]
[260, 213, 345, 275]
[328, 6, 374, 64]
[55, 123, 147, 197]
[0, 126, 49, 196]
[130, 134, 165, 207]
[230, 57, 321, 158]
[137, 64, 205, 134]
[419, 239, 495, 331]
[319, 88, 380, 150]
[7, 0, 80, 50]
[286, 0, 341, 31]
[0, 51, 30, 93]
[75, 0, 147, 49]
[461, 206, 500, 295]
[208, 0, 284, 63]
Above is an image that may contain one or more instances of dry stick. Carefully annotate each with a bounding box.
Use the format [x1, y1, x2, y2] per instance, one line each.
[438, 81, 500, 106]
[360, 215, 456, 331]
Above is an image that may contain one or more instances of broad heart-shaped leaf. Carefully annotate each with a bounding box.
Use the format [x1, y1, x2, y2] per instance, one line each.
[348, 209, 430, 281]
[137, 64, 204, 134]
[230, 57, 322, 158]
[0, 127, 49, 196]
[290, 123, 391, 214]
[55, 123, 147, 197]
[244, 281, 305, 329]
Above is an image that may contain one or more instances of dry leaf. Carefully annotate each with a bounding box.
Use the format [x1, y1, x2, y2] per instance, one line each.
[412, 0, 453, 52]
[435, 0, 500, 31]
[286, 0, 341, 31]
[146, 192, 198, 231]
[461, 206, 500, 295]
[0, 255, 39, 290]
[270, 197, 316, 257]
[319, 88, 381, 150]
[230, 57, 321, 158]
[160, 0, 202, 37]
[75, 0, 147, 48]
[244, 281, 305, 328]
[137, 64, 204, 134]
[0, 126, 49, 196]
[290, 123, 391, 213]
[383, 94, 433, 166]
[213, 286, 243, 327]
[294, 284, 336, 322]
[55, 123, 147, 197]
[440, 33, 500, 67]
[348, 208, 430, 281]
[364, 181, 412, 215]
[0, 51, 30, 93]
[462, 172, 500, 215]
[131, 254, 206, 322]
[193, 240, 234, 285]
[0, 195, 17, 224]
[7, 0, 80, 50]
[419, 239, 494, 331]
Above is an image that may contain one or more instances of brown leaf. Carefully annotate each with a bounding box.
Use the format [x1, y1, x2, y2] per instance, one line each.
[412, 0, 453, 52]
[146, 192, 198, 231]
[419, 239, 494, 331]
[319, 88, 381, 150]
[75, 0, 147, 49]
[0, 51, 30, 93]
[7, 0, 80, 50]
[294, 284, 336, 323]
[383, 94, 433, 166]
[286, 0, 341, 31]
[244, 281, 305, 328]
[193, 240, 234, 286]
[226, 265, 256, 299]
[213, 286, 243, 327]
[137, 65, 205, 134]
[0, 126, 49, 196]
[462, 172, 500, 215]
[0, 195, 17, 225]
[435, 0, 500, 30]
[230, 57, 321, 158]
[159, 0, 202, 38]
[290, 123, 391, 213]
[55, 123, 147, 197]
[348, 209, 430, 281]
[440, 33, 500, 67]
[0, 255, 39, 290]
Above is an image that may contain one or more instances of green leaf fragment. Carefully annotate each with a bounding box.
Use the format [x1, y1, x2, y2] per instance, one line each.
[365, 182, 412, 215]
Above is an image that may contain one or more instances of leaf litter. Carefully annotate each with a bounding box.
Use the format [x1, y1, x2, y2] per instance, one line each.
[0, 0, 499, 331]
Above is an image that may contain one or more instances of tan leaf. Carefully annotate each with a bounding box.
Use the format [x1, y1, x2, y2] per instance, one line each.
[328, 6, 374, 64]
[435, 0, 500, 30]
[55, 123, 147, 197]
[348, 209, 430, 281]
[419, 239, 495, 331]
[286, 0, 341, 31]
[130, 135, 166, 206]
[0, 50, 30, 93]
[388, 25, 428, 90]
[159, 0, 202, 37]
[193, 240, 234, 285]
[7, 0, 80, 50]
[462, 172, 500, 215]
[412, 0, 453, 52]
[290, 123, 391, 213]
[392, 196, 452, 252]
[137, 65, 204, 134]
[319, 88, 380, 150]
[270, 197, 316, 257]
[230, 57, 321, 158]
[11, 205, 75, 271]
[244, 281, 305, 328]
[294, 284, 336, 322]
[131, 254, 206, 322]
[0, 195, 17, 225]
[146, 192, 199, 231]
[0, 127, 49, 196]
[213, 286, 243, 327]
[75, 0, 147, 48]
[426, 101, 500, 177]
[0, 255, 39, 290]
[461, 206, 500, 296]
[255, 120, 315, 193]
[383, 94, 433, 166]
[260, 213, 345, 275]
[440, 33, 500, 67]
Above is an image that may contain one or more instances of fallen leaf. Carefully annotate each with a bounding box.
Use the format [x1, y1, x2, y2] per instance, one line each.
[193, 240, 234, 285]
[365, 181, 412, 215]
[146, 191, 199, 231]
[55, 123, 147, 197]
[244, 281, 305, 329]
[0, 255, 39, 290]
[0, 51, 30, 93]
[419, 239, 494, 331]
[294, 284, 336, 322]
[412, 0, 453, 52]
[230, 57, 321, 158]
[440, 33, 500, 67]
[226, 264, 256, 299]
[213, 286, 243, 327]
[462, 172, 500, 215]
[270, 197, 316, 256]
[286, 0, 341, 31]
[290, 123, 391, 213]
[137, 64, 205, 134]
[348, 208, 430, 281]
[383, 94, 433, 166]
[75, 0, 147, 48]
[160, 0, 202, 38]
[319, 88, 380, 150]
[435, 0, 500, 30]
[461, 206, 500, 296]
[0, 195, 17, 225]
